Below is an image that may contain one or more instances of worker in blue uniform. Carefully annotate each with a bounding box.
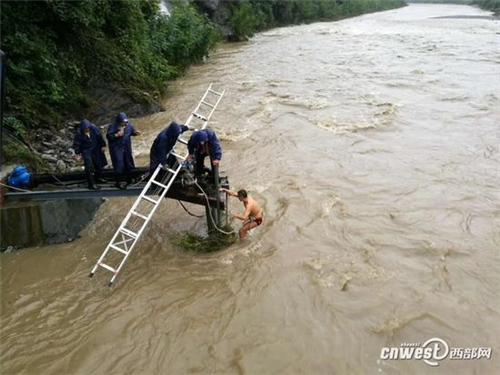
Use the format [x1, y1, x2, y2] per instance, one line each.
[187, 129, 222, 177]
[73, 119, 108, 190]
[106, 112, 141, 189]
[149, 121, 192, 177]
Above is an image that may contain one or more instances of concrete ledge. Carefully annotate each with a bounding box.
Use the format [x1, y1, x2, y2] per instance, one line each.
[1, 198, 103, 251]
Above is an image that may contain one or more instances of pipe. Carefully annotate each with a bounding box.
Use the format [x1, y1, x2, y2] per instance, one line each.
[0, 50, 5, 172]
[32, 167, 149, 185]
[213, 164, 220, 226]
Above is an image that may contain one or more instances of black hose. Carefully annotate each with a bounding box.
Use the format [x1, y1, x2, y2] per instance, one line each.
[177, 200, 204, 218]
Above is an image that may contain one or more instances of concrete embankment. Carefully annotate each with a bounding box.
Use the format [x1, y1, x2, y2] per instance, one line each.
[1, 198, 103, 252]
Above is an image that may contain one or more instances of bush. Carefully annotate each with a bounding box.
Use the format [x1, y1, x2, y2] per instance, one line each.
[228, 1, 259, 40]
[1, 137, 45, 171]
[0, 0, 219, 132]
[473, 0, 500, 10]
[150, 5, 221, 73]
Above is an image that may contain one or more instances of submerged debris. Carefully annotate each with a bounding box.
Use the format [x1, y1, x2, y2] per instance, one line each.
[172, 227, 237, 253]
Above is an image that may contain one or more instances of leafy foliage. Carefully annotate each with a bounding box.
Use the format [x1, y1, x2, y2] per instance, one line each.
[149, 5, 221, 73]
[472, 0, 500, 10]
[2, 137, 44, 170]
[0, 0, 219, 130]
[228, 1, 259, 40]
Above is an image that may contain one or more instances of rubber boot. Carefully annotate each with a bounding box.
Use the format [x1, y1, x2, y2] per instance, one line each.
[115, 175, 126, 190]
[95, 170, 106, 184]
[125, 173, 132, 185]
[87, 172, 100, 190]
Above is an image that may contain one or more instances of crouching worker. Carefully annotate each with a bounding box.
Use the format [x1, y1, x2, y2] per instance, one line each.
[187, 129, 222, 177]
[73, 119, 108, 190]
[220, 188, 263, 241]
[149, 122, 192, 178]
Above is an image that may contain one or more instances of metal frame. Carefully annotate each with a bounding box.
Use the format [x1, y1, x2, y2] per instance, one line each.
[89, 84, 225, 285]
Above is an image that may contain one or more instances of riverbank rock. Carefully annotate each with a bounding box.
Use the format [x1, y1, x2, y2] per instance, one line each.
[85, 82, 165, 126]
[41, 154, 58, 162]
[56, 160, 66, 172]
[32, 127, 79, 172]
[11, 81, 165, 174]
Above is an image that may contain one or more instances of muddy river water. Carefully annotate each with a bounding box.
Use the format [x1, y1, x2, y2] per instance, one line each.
[1, 4, 499, 374]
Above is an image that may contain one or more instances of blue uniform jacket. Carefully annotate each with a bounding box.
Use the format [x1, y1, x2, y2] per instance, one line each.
[188, 129, 222, 161]
[106, 112, 138, 174]
[149, 122, 189, 175]
[73, 119, 108, 171]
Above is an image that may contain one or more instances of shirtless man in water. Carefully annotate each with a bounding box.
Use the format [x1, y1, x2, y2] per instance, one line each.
[220, 188, 263, 241]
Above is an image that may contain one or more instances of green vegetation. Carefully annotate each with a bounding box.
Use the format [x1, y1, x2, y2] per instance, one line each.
[472, 0, 500, 11]
[172, 228, 237, 252]
[1, 138, 45, 171]
[1, 0, 220, 133]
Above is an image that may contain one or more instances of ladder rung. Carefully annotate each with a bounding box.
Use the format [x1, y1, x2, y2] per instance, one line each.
[193, 113, 207, 121]
[151, 180, 168, 189]
[166, 168, 176, 174]
[170, 152, 186, 161]
[178, 137, 188, 145]
[131, 211, 148, 220]
[209, 89, 222, 96]
[142, 195, 159, 204]
[99, 262, 117, 273]
[201, 101, 215, 108]
[120, 228, 138, 239]
[110, 244, 128, 255]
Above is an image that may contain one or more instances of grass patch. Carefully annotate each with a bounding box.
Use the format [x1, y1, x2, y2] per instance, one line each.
[172, 227, 237, 253]
[1, 138, 47, 171]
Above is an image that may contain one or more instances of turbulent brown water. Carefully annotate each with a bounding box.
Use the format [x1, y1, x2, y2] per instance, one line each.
[1, 4, 499, 374]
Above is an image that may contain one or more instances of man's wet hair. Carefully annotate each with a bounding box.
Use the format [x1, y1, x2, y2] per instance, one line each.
[237, 189, 248, 199]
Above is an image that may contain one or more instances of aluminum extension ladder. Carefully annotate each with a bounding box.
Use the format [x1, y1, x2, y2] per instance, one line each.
[90, 84, 225, 285]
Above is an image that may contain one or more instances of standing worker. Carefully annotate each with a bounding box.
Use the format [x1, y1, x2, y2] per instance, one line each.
[149, 121, 192, 176]
[220, 188, 264, 241]
[73, 119, 108, 190]
[107, 112, 141, 189]
[187, 129, 222, 177]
